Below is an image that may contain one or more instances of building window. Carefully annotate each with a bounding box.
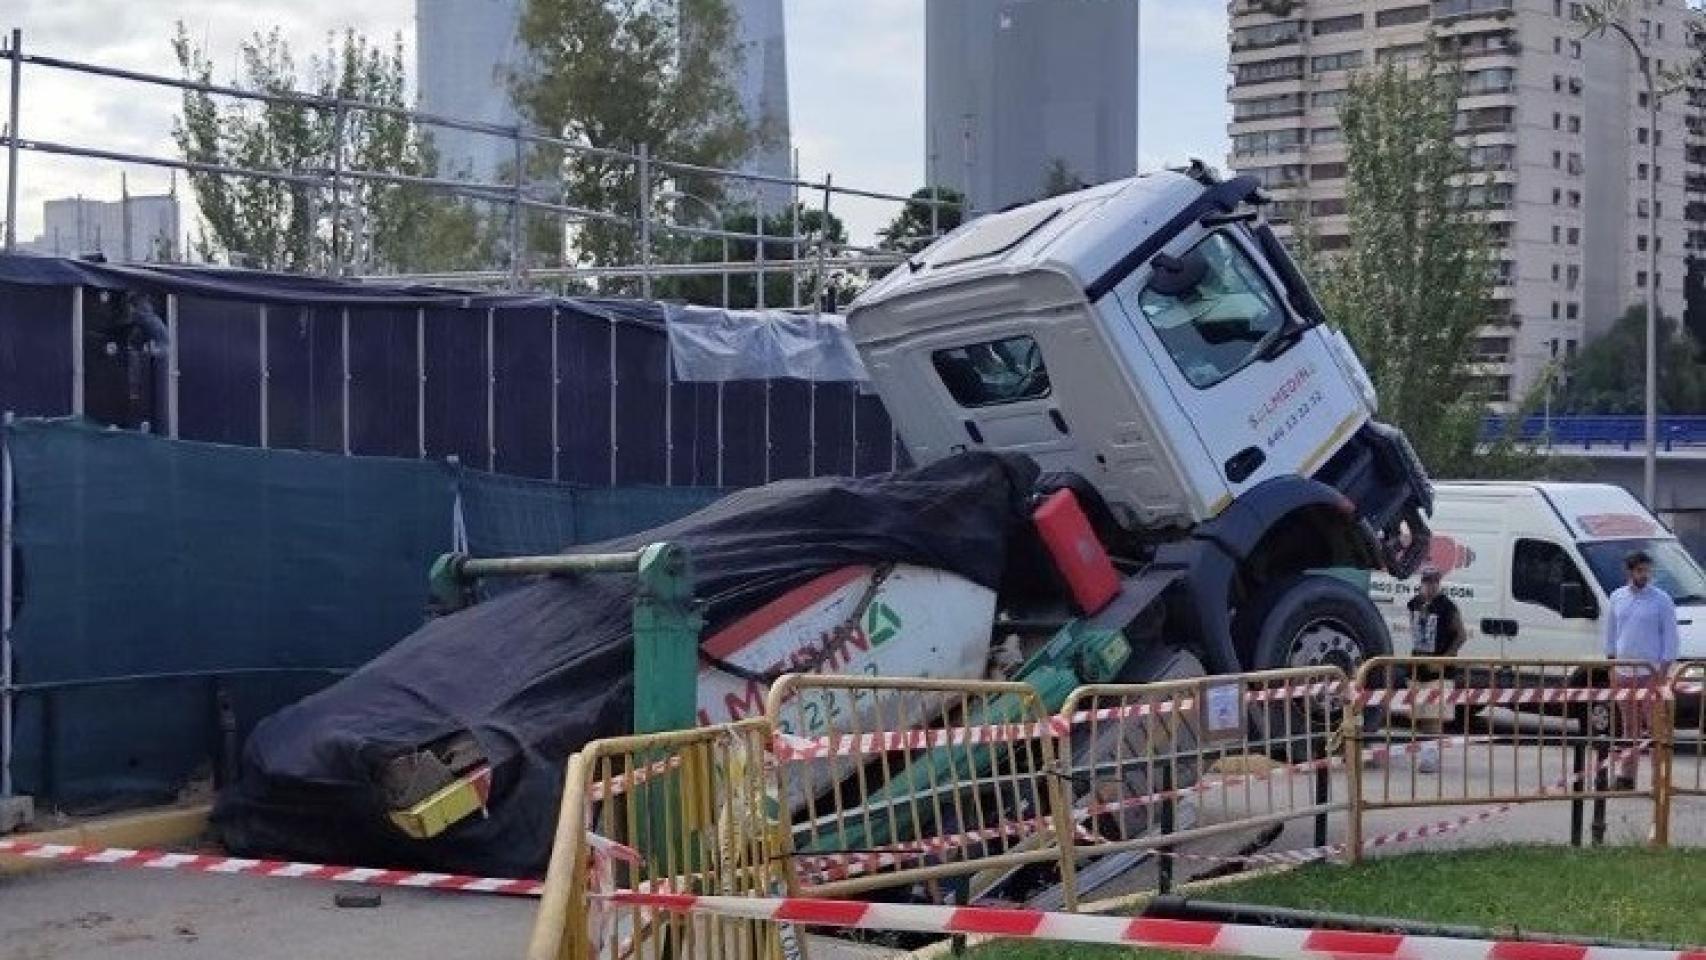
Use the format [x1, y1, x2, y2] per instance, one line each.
[1639, 127, 1649, 144]
[1552, 225, 1563, 244]
[1554, 36, 1563, 54]
[1567, 227, 1581, 245]
[1236, 57, 1305, 84]
[1566, 302, 1579, 320]
[1639, 234, 1648, 252]
[1234, 21, 1305, 50]
[1567, 264, 1580, 289]
[1567, 153, 1583, 175]
[1639, 163, 1649, 180]
[1311, 50, 1364, 73]
[1568, 115, 1582, 133]
[1553, 188, 1563, 205]
[1234, 92, 1306, 120]
[1637, 271, 1648, 286]
[1474, 336, 1513, 362]
[1553, 74, 1564, 92]
[1311, 89, 1348, 109]
[1655, 131, 1663, 147]
[1241, 164, 1307, 188]
[1639, 92, 1650, 108]
[1552, 263, 1561, 280]
[1310, 161, 1348, 180]
[1233, 128, 1307, 156]
[1377, 5, 1430, 27]
[1553, 150, 1563, 169]
[1568, 190, 1581, 208]
[1553, 112, 1562, 130]
[1310, 197, 1347, 216]
[1378, 43, 1428, 66]
[1313, 13, 1364, 36]
[1571, 40, 1582, 58]
[1311, 126, 1343, 145]
[1639, 198, 1650, 218]
[1566, 339, 1579, 359]
[1469, 375, 1513, 402]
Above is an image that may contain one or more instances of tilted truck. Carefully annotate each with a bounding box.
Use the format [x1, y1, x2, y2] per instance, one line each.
[229, 164, 1437, 895]
[843, 162, 1433, 684]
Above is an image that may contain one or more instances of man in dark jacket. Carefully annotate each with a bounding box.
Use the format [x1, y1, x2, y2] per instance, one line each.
[1407, 564, 1466, 772]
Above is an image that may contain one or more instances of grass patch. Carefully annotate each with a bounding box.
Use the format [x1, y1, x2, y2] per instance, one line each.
[969, 847, 1705, 960]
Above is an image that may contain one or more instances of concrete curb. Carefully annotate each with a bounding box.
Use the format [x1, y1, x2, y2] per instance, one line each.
[0, 804, 211, 876]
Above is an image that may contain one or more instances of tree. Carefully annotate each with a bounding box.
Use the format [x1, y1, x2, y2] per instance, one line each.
[1559, 306, 1706, 413]
[172, 26, 492, 274]
[512, 0, 755, 282]
[878, 187, 966, 255]
[1301, 59, 1521, 478]
[1042, 158, 1087, 197]
[666, 204, 852, 309]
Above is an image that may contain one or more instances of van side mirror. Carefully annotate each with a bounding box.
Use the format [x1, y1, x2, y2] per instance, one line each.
[1559, 581, 1596, 619]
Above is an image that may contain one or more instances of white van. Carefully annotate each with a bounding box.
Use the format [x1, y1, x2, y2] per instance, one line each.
[1371, 482, 1706, 662]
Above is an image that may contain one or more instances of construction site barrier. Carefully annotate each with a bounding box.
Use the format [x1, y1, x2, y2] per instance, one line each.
[528, 719, 791, 960]
[1059, 668, 1349, 897]
[764, 673, 1079, 907]
[1348, 657, 1684, 857]
[529, 661, 1704, 959]
[1666, 660, 1704, 801]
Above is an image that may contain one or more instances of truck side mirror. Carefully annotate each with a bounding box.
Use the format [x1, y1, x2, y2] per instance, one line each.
[1148, 251, 1207, 297]
[1559, 581, 1596, 619]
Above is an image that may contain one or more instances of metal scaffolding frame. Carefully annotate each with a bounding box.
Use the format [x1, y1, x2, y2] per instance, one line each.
[0, 28, 961, 299]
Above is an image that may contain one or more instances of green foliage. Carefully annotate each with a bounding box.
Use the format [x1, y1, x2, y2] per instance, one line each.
[971, 847, 1706, 960]
[1301, 59, 1538, 479]
[878, 186, 966, 255]
[663, 204, 852, 309]
[1559, 306, 1706, 414]
[171, 26, 493, 273]
[512, 0, 754, 284]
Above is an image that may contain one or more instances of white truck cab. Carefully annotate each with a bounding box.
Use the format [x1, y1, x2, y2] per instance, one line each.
[1372, 482, 1706, 661]
[849, 165, 1434, 678]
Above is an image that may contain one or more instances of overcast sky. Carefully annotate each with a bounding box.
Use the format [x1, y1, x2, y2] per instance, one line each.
[6, 0, 1231, 246]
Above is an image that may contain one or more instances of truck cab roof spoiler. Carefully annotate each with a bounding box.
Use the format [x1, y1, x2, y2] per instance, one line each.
[1083, 174, 1265, 303]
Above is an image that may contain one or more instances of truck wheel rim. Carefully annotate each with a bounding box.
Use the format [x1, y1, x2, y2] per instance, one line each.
[1285, 617, 1364, 673]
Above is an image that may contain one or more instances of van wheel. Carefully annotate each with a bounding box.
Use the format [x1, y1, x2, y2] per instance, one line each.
[1235, 574, 1391, 760]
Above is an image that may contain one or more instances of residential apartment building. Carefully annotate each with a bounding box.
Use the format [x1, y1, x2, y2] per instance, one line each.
[1227, 0, 1690, 406]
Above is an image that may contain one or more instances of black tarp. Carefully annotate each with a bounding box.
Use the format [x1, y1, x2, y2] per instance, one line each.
[213, 452, 1043, 878]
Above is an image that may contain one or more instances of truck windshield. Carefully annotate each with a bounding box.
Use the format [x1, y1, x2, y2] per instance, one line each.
[1578, 539, 1706, 606]
[1136, 232, 1286, 388]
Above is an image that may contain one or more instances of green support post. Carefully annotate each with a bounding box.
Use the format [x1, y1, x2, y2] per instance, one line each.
[630, 541, 702, 734]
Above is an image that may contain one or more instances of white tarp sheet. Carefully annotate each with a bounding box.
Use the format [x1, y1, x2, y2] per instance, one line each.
[664, 304, 870, 383]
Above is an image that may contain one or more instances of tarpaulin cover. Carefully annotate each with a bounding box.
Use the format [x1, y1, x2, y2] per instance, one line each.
[212, 452, 1043, 878]
[664, 303, 869, 383]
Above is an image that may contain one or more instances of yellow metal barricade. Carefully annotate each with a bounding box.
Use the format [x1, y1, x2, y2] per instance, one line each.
[1349, 657, 1671, 858]
[1666, 660, 1704, 800]
[528, 719, 791, 960]
[1058, 667, 1349, 890]
[764, 674, 1078, 907]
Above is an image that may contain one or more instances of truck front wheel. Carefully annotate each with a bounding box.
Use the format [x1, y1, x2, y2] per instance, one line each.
[1235, 574, 1390, 761]
[1236, 573, 1391, 675]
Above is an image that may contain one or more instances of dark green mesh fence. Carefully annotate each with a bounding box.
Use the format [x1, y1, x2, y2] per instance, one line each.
[2, 419, 721, 808]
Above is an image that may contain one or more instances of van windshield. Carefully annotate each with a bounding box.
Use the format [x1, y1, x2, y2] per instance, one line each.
[1578, 539, 1706, 606]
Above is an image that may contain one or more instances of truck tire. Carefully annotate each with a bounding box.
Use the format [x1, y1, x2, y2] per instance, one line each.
[1235, 574, 1391, 760]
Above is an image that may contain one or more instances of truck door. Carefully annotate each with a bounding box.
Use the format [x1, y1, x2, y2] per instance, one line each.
[1109, 227, 1367, 512]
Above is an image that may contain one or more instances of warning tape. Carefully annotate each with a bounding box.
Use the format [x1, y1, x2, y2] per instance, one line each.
[603, 891, 1706, 960]
[0, 838, 548, 897]
[773, 682, 1347, 762]
[1358, 685, 1679, 710]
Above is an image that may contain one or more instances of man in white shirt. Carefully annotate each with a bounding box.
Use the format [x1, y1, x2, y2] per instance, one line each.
[1601, 550, 1681, 789]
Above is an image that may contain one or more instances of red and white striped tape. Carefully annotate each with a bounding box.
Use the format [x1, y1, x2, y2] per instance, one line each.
[0, 837, 549, 896]
[1359, 686, 1667, 710]
[604, 891, 1705, 960]
[773, 682, 1347, 762]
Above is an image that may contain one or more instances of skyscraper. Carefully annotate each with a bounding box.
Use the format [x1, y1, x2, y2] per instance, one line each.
[415, 0, 525, 182]
[1226, 0, 1690, 407]
[415, 0, 792, 202]
[925, 0, 1141, 215]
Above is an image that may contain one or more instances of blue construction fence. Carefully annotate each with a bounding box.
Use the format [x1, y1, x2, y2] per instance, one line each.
[0, 254, 906, 486]
[1, 418, 726, 809]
